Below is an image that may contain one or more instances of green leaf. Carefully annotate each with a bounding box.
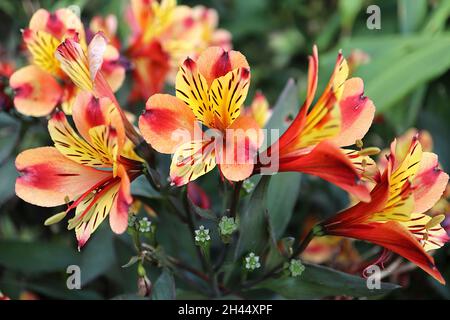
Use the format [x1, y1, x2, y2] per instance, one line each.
[363, 35, 450, 113]
[152, 268, 176, 300]
[323, 35, 450, 114]
[265, 78, 299, 133]
[131, 175, 161, 199]
[398, 0, 427, 34]
[267, 173, 301, 238]
[25, 280, 102, 300]
[423, 0, 450, 34]
[188, 198, 217, 221]
[0, 113, 20, 163]
[235, 175, 271, 258]
[338, 0, 364, 30]
[263, 79, 302, 239]
[0, 240, 79, 274]
[0, 158, 18, 206]
[122, 256, 140, 268]
[79, 225, 116, 285]
[255, 263, 400, 299]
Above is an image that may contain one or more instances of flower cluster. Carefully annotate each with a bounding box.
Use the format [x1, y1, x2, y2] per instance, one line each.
[7, 1, 450, 288]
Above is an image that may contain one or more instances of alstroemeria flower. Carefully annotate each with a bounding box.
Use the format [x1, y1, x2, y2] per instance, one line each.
[54, 32, 141, 146]
[256, 46, 375, 201]
[126, 0, 232, 101]
[16, 92, 143, 249]
[244, 92, 272, 128]
[320, 137, 449, 284]
[139, 46, 263, 186]
[9, 8, 125, 116]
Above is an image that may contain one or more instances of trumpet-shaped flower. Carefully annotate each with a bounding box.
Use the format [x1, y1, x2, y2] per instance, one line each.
[139, 46, 263, 186]
[256, 46, 376, 201]
[15, 92, 143, 249]
[9, 8, 125, 116]
[320, 137, 449, 284]
[126, 0, 232, 101]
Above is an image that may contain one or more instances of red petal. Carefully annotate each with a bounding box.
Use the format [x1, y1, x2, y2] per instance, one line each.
[327, 221, 445, 284]
[279, 141, 370, 202]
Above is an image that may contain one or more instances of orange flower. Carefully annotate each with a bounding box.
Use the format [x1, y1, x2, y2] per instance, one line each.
[256, 46, 376, 201]
[126, 0, 232, 101]
[320, 136, 449, 284]
[16, 92, 143, 249]
[55, 32, 141, 146]
[139, 47, 263, 186]
[9, 8, 125, 116]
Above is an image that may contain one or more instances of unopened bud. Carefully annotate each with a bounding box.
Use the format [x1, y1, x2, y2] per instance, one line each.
[137, 276, 152, 297]
[218, 216, 238, 243]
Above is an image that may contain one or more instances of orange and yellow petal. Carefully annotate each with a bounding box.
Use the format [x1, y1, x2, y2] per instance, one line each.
[208, 67, 250, 129]
[10, 65, 62, 116]
[71, 91, 110, 142]
[15, 146, 111, 207]
[342, 148, 378, 181]
[48, 111, 113, 168]
[101, 44, 125, 92]
[331, 77, 375, 147]
[412, 152, 449, 214]
[29, 8, 84, 40]
[286, 53, 348, 151]
[90, 14, 119, 48]
[70, 178, 120, 249]
[276, 46, 318, 152]
[128, 40, 171, 101]
[246, 92, 271, 128]
[196, 47, 249, 87]
[175, 57, 213, 127]
[109, 165, 133, 234]
[139, 94, 200, 154]
[56, 36, 93, 92]
[219, 115, 263, 181]
[401, 213, 449, 251]
[60, 85, 79, 115]
[22, 28, 62, 76]
[170, 138, 217, 186]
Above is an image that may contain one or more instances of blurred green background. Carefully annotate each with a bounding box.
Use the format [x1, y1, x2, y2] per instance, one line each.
[1, 0, 450, 299]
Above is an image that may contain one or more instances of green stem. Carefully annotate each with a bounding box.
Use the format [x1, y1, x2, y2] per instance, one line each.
[183, 192, 209, 273]
[229, 181, 243, 218]
[292, 227, 316, 257]
[213, 181, 242, 272]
